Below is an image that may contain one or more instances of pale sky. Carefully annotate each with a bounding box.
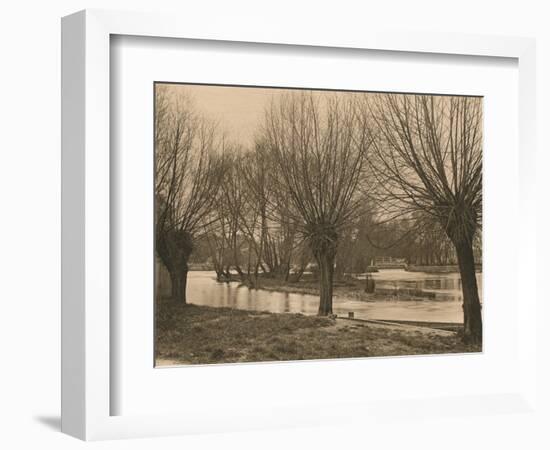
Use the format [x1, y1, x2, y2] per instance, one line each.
[159, 83, 279, 147]
[157, 83, 478, 148]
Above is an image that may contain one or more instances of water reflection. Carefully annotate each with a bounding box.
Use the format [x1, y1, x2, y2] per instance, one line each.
[185, 269, 483, 324]
[367, 269, 483, 302]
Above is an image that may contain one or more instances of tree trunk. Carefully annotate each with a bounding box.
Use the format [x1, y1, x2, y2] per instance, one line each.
[291, 266, 305, 283]
[235, 265, 245, 282]
[315, 250, 335, 316]
[454, 241, 482, 344]
[364, 275, 375, 293]
[169, 268, 188, 304]
[156, 228, 193, 304]
[334, 262, 345, 282]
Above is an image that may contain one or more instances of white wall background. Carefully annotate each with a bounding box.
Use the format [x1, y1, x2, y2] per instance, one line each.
[0, 1, 548, 449]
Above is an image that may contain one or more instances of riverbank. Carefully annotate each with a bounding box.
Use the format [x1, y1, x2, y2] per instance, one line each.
[406, 264, 482, 273]
[155, 302, 480, 365]
[235, 274, 435, 302]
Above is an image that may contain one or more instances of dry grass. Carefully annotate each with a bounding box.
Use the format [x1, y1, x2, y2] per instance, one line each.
[155, 301, 480, 365]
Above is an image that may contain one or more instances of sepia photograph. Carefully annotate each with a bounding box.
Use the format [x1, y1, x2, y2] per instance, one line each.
[154, 83, 483, 366]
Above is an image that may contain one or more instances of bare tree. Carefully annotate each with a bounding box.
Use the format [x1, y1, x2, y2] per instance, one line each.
[368, 93, 483, 343]
[219, 149, 301, 286]
[261, 93, 373, 315]
[217, 153, 252, 282]
[239, 148, 269, 286]
[155, 86, 226, 303]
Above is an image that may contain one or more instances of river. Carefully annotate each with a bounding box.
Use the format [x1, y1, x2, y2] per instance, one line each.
[187, 269, 482, 323]
[186, 269, 483, 324]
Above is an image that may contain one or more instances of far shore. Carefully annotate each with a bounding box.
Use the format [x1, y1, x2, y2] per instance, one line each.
[407, 264, 482, 273]
[211, 273, 442, 302]
[188, 264, 481, 274]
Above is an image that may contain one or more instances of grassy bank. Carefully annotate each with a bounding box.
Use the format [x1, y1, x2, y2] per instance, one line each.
[155, 302, 480, 365]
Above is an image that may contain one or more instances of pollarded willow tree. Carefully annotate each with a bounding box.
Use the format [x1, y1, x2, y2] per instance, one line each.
[155, 86, 226, 303]
[368, 93, 483, 343]
[261, 93, 373, 315]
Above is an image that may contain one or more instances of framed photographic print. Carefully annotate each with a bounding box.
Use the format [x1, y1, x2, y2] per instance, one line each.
[61, 9, 537, 441]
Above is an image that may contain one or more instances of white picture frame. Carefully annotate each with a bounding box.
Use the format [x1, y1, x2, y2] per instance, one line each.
[61, 9, 537, 441]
